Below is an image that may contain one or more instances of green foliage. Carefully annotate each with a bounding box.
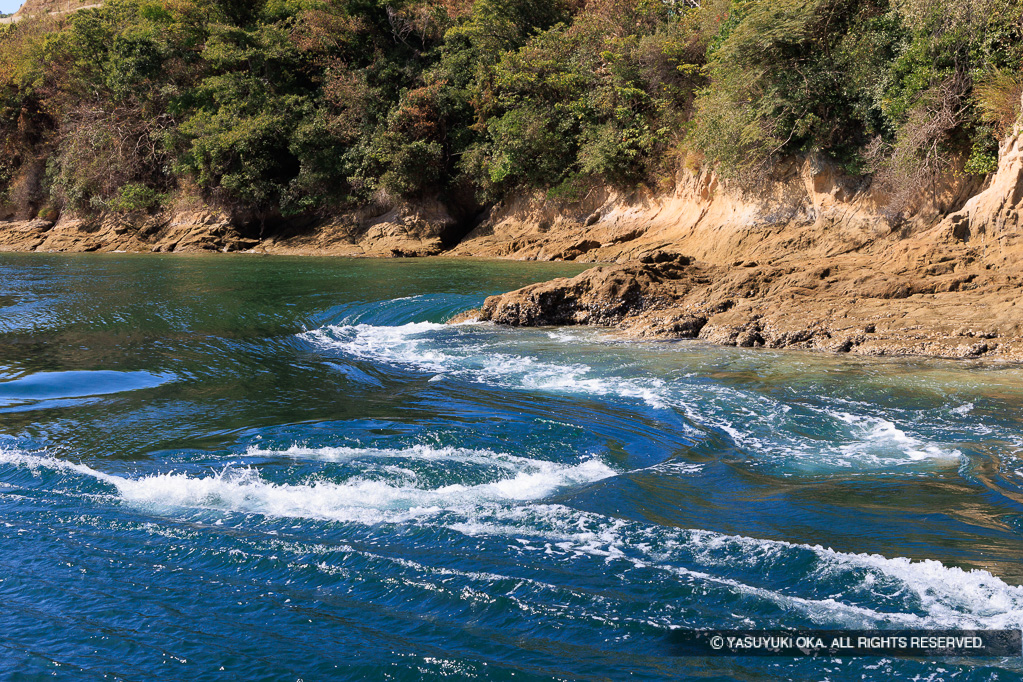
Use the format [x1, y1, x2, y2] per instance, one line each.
[0, 158, 12, 205]
[467, 7, 705, 195]
[379, 139, 445, 196]
[108, 182, 164, 211]
[866, 0, 1022, 197]
[0, 0, 1018, 221]
[690, 0, 1021, 183]
[965, 139, 1000, 175]
[975, 68, 1023, 135]
[692, 0, 890, 175]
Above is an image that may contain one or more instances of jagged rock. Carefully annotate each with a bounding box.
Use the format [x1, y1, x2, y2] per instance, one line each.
[0, 196, 463, 257]
[479, 258, 697, 327]
[940, 101, 1023, 241]
[466, 217, 1023, 359]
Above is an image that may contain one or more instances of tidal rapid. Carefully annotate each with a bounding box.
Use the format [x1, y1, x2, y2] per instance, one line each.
[0, 254, 1021, 680]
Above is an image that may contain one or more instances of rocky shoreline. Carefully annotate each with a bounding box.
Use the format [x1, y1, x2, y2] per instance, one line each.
[2, 120, 1022, 361]
[456, 121, 1023, 361]
[454, 248, 1023, 360]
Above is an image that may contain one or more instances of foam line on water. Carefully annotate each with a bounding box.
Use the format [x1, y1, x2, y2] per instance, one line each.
[305, 321, 966, 469]
[247, 443, 541, 470]
[679, 529, 1023, 628]
[668, 383, 962, 470]
[830, 411, 961, 462]
[302, 322, 669, 409]
[450, 505, 1023, 630]
[0, 446, 615, 524]
[0, 446, 119, 482]
[5, 446, 1021, 632]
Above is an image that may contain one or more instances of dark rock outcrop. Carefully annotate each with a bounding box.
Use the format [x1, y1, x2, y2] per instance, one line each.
[468, 245, 1023, 360]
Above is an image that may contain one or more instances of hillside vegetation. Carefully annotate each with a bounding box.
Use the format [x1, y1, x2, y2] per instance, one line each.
[0, 0, 1020, 223]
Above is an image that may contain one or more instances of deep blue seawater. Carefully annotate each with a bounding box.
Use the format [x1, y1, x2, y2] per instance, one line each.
[1, 253, 1022, 681]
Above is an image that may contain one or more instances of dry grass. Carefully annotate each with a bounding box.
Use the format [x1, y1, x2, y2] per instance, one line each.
[975, 69, 1023, 136]
[866, 72, 973, 221]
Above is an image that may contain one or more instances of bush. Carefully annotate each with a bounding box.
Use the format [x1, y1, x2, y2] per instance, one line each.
[109, 182, 164, 212]
[975, 69, 1023, 136]
[0, 0, 1019, 219]
[692, 0, 886, 176]
[467, 4, 704, 194]
[380, 140, 445, 196]
[964, 140, 999, 175]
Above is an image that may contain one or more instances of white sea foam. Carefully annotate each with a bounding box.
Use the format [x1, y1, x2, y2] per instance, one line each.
[811, 546, 1023, 629]
[951, 402, 975, 416]
[451, 504, 1023, 630]
[303, 322, 669, 408]
[248, 443, 546, 471]
[832, 412, 962, 464]
[4, 445, 1021, 632]
[669, 380, 961, 470]
[636, 460, 704, 475]
[108, 466, 609, 523]
[0, 446, 614, 524]
[674, 529, 1023, 628]
[305, 321, 970, 469]
[304, 321, 451, 371]
[546, 330, 579, 342]
[0, 446, 116, 481]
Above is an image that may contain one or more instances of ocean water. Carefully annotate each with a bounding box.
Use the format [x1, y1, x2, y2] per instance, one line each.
[0, 253, 1021, 681]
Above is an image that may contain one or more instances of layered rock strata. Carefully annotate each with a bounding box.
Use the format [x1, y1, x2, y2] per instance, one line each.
[456, 104, 1023, 359]
[463, 247, 1023, 359]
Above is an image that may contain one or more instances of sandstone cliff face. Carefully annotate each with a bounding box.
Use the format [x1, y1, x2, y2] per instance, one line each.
[452, 99, 1023, 273]
[941, 119, 1023, 244]
[451, 152, 980, 267]
[468, 116, 1023, 360]
[0, 198, 464, 257]
[0, 211, 256, 254]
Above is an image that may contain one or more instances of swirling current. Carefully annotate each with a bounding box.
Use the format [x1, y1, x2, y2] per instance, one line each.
[0, 253, 1022, 681]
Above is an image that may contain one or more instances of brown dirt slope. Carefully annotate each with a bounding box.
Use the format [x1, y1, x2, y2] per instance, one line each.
[14, 0, 96, 17]
[2, 1, 100, 24]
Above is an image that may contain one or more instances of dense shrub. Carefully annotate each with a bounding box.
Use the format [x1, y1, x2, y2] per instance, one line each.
[0, 0, 1018, 219]
[108, 182, 164, 211]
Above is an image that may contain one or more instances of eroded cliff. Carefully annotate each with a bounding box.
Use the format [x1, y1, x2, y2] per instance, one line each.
[0, 199, 465, 257]
[463, 113, 1023, 360]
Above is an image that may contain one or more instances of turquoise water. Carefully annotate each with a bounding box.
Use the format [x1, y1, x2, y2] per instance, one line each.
[1, 253, 1022, 680]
